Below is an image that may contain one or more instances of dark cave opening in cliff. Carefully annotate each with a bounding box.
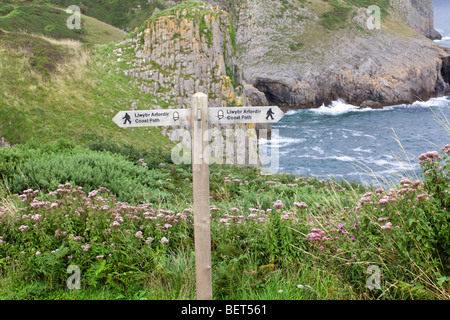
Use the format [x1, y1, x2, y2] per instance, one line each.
[253, 79, 291, 108]
[442, 56, 450, 88]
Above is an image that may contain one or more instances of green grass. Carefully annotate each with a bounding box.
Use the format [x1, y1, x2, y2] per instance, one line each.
[319, 0, 353, 30]
[0, 3, 86, 40]
[0, 139, 449, 300]
[0, 2, 127, 44]
[2, 0, 159, 30]
[0, 32, 172, 150]
[319, 0, 391, 30]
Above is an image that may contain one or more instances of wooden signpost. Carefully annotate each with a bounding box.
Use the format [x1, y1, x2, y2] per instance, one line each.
[113, 92, 284, 300]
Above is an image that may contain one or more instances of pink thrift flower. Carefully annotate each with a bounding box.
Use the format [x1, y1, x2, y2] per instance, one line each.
[273, 200, 284, 209]
[135, 231, 143, 239]
[381, 222, 392, 230]
[160, 237, 169, 244]
[110, 221, 120, 228]
[294, 201, 308, 208]
[88, 190, 98, 198]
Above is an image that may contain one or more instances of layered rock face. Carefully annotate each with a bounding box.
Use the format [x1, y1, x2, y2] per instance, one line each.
[113, 2, 261, 163]
[115, 0, 450, 111]
[213, 0, 450, 109]
[389, 0, 441, 40]
[115, 2, 245, 109]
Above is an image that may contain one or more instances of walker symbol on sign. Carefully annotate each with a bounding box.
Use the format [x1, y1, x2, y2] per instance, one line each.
[266, 108, 275, 120]
[123, 113, 131, 125]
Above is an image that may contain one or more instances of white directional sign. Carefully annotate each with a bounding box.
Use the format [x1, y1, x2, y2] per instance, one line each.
[112, 109, 190, 128]
[113, 106, 284, 128]
[209, 106, 284, 124]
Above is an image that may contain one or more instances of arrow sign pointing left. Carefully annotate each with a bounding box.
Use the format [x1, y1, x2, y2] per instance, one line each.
[112, 109, 190, 128]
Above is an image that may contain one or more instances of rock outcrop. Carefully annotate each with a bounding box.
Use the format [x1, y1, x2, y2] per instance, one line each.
[114, 1, 245, 110]
[208, 0, 450, 109]
[113, 2, 261, 163]
[115, 0, 450, 111]
[389, 0, 441, 40]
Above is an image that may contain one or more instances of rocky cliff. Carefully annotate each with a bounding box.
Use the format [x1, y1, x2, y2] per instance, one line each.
[114, 0, 450, 110]
[389, 0, 441, 40]
[114, 1, 245, 110]
[224, 0, 450, 109]
[113, 1, 260, 163]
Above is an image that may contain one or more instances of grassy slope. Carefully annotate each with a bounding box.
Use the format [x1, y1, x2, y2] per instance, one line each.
[81, 12, 127, 44]
[0, 2, 127, 43]
[0, 2, 173, 151]
[11, 0, 161, 30]
[0, 34, 172, 150]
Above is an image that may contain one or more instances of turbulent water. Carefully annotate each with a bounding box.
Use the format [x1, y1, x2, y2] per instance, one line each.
[260, 2, 450, 186]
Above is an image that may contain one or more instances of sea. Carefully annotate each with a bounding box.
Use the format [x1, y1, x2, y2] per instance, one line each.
[260, 1, 450, 186]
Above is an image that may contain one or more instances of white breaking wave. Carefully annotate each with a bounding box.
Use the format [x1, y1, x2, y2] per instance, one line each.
[286, 96, 450, 116]
[286, 110, 300, 116]
[353, 147, 372, 153]
[434, 36, 450, 42]
[311, 99, 369, 115]
[296, 154, 355, 162]
[258, 136, 305, 148]
[410, 96, 450, 108]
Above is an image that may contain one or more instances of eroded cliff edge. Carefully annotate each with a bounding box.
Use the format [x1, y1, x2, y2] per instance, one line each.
[203, 0, 450, 109]
[117, 0, 450, 110]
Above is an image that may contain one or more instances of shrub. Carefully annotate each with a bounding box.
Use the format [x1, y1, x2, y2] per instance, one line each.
[302, 145, 450, 299]
[0, 184, 193, 295]
[0, 5, 15, 17]
[0, 140, 189, 204]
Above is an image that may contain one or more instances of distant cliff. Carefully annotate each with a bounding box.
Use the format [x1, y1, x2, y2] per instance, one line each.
[112, 2, 261, 161]
[112, 0, 450, 110]
[389, 0, 441, 40]
[202, 0, 450, 109]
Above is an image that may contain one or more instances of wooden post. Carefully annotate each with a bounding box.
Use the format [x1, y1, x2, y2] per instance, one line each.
[191, 92, 212, 300]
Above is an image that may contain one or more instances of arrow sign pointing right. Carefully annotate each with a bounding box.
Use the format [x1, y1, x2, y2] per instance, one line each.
[208, 106, 284, 124]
